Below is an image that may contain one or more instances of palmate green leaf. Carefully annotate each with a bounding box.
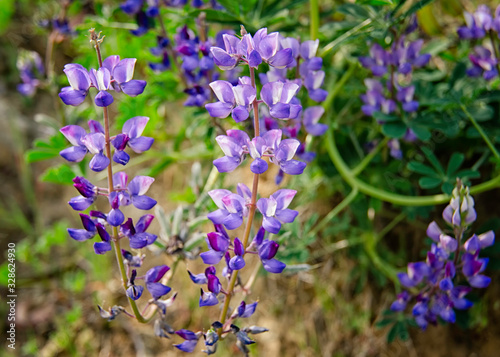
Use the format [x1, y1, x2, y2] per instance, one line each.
[401, 0, 435, 18]
[446, 152, 464, 176]
[40, 164, 77, 185]
[455, 169, 481, 179]
[375, 318, 395, 328]
[189, 9, 244, 28]
[337, 3, 372, 19]
[25, 150, 59, 163]
[421, 146, 445, 174]
[382, 122, 407, 138]
[419, 176, 442, 189]
[408, 123, 431, 141]
[441, 181, 454, 195]
[373, 111, 400, 122]
[407, 161, 439, 177]
[357, 0, 394, 6]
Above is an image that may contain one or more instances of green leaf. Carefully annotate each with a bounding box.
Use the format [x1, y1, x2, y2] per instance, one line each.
[455, 169, 481, 179]
[419, 176, 442, 189]
[408, 124, 431, 141]
[373, 111, 400, 122]
[0, 0, 14, 34]
[446, 153, 464, 176]
[214, 0, 240, 16]
[336, 3, 371, 19]
[387, 322, 399, 343]
[407, 161, 439, 177]
[402, 0, 436, 18]
[421, 147, 444, 174]
[40, 164, 77, 185]
[441, 181, 454, 195]
[357, 0, 393, 5]
[376, 318, 395, 328]
[25, 150, 59, 163]
[382, 122, 407, 138]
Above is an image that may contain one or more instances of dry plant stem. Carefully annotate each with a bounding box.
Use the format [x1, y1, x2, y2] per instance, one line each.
[93, 33, 151, 323]
[218, 67, 261, 333]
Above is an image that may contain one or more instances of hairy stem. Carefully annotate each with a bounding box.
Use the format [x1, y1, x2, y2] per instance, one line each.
[218, 66, 261, 332]
[461, 104, 500, 161]
[92, 31, 150, 323]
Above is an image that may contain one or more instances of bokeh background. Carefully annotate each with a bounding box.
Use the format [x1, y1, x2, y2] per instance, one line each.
[1, 0, 500, 356]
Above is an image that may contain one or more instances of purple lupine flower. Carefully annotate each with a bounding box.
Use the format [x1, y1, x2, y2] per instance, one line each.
[387, 139, 402, 160]
[206, 187, 249, 230]
[229, 237, 245, 270]
[122, 249, 144, 267]
[149, 36, 171, 72]
[212, 129, 250, 172]
[236, 301, 258, 318]
[17, 51, 44, 97]
[359, 43, 389, 76]
[396, 85, 419, 112]
[174, 330, 200, 352]
[467, 46, 498, 80]
[360, 79, 395, 117]
[126, 269, 144, 300]
[211, 34, 241, 70]
[112, 116, 154, 165]
[199, 267, 222, 307]
[391, 38, 431, 75]
[205, 80, 256, 122]
[457, 5, 493, 39]
[68, 213, 97, 241]
[59, 122, 95, 163]
[68, 176, 97, 211]
[252, 28, 293, 68]
[102, 56, 147, 96]
[493, 6, 500, 33]
[391, 181, 494, 329]
[89, 67, 114, 107]
[302, 106, 327, 136]
[59, 64, 92, 106]
[200, 231, 230, 264]
[94, 223, 112, 254]
[261, 81, 301, 120]
[144, 265, 171, 299]
[257, 189, 298, 234]
[120, 215, 157, 248]
[390, 291, 410, 311]
[112, 172, 157, 210]
[81, 132, 110, 171]
[271, 138, 307, 175]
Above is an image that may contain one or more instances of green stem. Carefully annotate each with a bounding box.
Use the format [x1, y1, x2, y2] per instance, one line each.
[309, 188, 358, 236]
[351, 137, 389, 176]
[321, 19, 372, 56]
[310, 0, 319, 41]
[376, 212, 406, 241]
[461, 104, 500, 161]
[326, 128, 500, 205]
[218, 66, 261, 332]
[91, 30, 149, 323]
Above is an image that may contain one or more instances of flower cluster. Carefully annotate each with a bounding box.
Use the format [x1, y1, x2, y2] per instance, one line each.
[60, 30, 176, 347]
[59, 116, 153, 171]
[59, 55, 146, 107]
[391, 182, 494, 329]
[358, 22, 430, 159]
[208, 29, 328, 183]
[457, 5, 500, 81]
[17, 50, 45, 97]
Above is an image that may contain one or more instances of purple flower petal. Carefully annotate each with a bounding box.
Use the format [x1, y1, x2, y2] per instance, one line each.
[131, 195, 157, 210]
[60, 125, 87, 146]
[188, 271, 207, 285]
[60, 146, 88, 162]
[206, 101, 234, 118]
[94, 90, 114, 107]
[129, 137, 154, 153]
[68, 196, 94, 211]
[128, 176, 155, 195]
[147, 282, 171, 299]
[121, 80, 147, 96]
[108, 208, 125, 226]
[94, 241, 112, 254]
[250, 158, 268, 174]
[89, 153, 110, 172]
[468, 274, 491, 288]
[200, 250, 224, 265]
[262, 258, 286, 273]
[229, 255, 246, 270]
[262, 216, 281, 234]
[68, 228, 95, 241]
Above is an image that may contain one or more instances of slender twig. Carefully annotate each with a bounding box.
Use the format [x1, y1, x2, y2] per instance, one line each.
[460, 104, 500, 161]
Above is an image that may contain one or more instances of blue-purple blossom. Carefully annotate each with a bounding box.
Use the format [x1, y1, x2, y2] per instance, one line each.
[126, 269, 144, 300]
[257, 189, 298, 234]
[260, 81, 301, 120]
[206, 184, 252, 230]
[236, 301, 258, 318]
[112, 116, 154, 165]
[359, 44, 390, 76]
[391, 182, 495, 329]
[67, 213, 97, 241]
[112, 172, 157, 211]
[205, 80, 256, 122]
[59, 56, 146, 107]
[466, 46, 498, 80]
[200, 231, 230, 265]
[144, 265, 171, 299]
[68, 176, 97, 211]
[174, 329, 200, 352]
[457, 5, 494, 39]
[120, 214, 157, 249]
[17, 51, 44, 97]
